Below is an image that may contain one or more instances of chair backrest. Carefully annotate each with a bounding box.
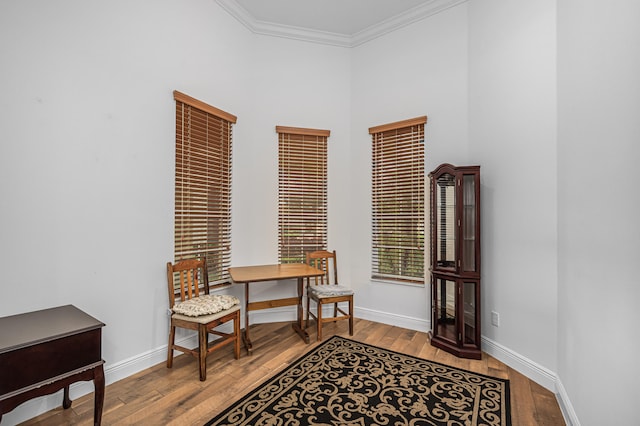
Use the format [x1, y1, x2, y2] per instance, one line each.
[306, 250, 338, 286]
[167, 258, 209, 308]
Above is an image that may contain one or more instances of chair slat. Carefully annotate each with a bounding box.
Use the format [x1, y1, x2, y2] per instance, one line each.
[180, 271, 186, 301]
[188, 270, 194, 299]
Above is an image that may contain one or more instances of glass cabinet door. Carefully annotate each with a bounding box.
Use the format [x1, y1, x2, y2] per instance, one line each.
[461, 174, 477, 272]
[462, 281, 478, 346]
[433, 276, 457, 344]
[435, 173, 456, 269]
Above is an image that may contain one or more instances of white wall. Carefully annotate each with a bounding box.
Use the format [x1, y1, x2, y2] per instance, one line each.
[5, 0, 637, 424]
[350, 5, 470, 329]
[230, 35, 351, 309]
[467, 0, 559, 374]
[557, 0, 640, 424]
[0, 0, 351, 422]
[0, 0, 255, 423]
[0, 0, 251, 352]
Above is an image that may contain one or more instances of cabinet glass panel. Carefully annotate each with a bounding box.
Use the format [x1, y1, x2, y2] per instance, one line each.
[434, 277, 457, 343]
[462, 281, 477, 345]
[461, 174, 476, 272]
[436, 173, 456, 269]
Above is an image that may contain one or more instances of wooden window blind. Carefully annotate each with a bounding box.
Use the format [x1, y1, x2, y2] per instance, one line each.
[174, 90, 236, 286]
[277, 126, 330, 264]
[369, 116, 427, 284]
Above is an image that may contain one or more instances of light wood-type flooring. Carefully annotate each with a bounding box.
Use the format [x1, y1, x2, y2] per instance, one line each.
[21, 319, 565, 425]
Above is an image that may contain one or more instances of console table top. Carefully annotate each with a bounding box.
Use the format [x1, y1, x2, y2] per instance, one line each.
[0, 305, 105, 354]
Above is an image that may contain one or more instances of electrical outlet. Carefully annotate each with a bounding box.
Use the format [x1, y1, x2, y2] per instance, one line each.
[491, 311, 500, 327]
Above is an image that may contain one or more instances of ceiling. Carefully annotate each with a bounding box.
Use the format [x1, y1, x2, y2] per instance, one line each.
[234, 0, 431, 35]
[216, 0, 467, 47]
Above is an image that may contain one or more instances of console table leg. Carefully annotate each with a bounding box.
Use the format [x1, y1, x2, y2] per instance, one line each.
[62, 385, 72, 409]
[94, 364, 105, 426]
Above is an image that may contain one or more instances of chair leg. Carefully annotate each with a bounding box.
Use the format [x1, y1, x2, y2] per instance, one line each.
[349, 299, 354, 336]
[233, 311, 240, 360]
[167, 324, 176, 368]
[317, 300, 323, 341]
[333, 302, 338, 318]
[305, 294, 310, 329]
[198, 325, 207, 381]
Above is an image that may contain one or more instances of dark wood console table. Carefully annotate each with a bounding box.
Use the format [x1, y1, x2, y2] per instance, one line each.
[0, 305, 105, 425]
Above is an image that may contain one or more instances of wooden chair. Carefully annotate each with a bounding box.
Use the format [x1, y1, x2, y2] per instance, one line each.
[166, 258, 240, 381]
[305, 250, 354, 341]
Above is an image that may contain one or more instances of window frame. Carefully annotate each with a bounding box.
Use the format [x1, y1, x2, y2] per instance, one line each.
[369, 116, 427, 285]
[173, 90, 236, 287]
[277, 126, 330, 264]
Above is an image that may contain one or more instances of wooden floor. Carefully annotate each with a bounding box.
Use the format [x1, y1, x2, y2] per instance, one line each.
[21, 319, 565, 425]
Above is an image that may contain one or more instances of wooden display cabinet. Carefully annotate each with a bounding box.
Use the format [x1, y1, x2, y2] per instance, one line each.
[429, 163, 481, 359]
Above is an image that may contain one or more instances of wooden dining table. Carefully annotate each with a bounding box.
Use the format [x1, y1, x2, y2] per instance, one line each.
[228, 263, 324, 354]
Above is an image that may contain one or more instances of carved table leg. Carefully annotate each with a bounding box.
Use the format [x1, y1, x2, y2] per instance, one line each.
[62, 385, 72, 409]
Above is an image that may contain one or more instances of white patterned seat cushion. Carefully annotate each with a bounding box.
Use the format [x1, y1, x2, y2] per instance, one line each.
[309, 284, 353, 298]
[172, 294, 240, 317]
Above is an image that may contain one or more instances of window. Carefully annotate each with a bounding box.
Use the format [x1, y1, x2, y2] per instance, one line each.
[277, 126, 329, 264]
[174, 90, 236, 286]
[369, 116, 426, 284]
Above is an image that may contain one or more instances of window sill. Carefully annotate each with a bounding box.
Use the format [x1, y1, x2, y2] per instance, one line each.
[370, 278, 425, 288]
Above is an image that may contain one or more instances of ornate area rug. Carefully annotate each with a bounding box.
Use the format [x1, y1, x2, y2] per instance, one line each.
[206, 335, 511, 425]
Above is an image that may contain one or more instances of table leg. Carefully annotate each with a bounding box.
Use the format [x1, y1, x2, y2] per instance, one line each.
[93, 364, 105, 426]
[292, 277, 310, 343]
[243, 282, 253, 354]
[62, 385, 72, 409]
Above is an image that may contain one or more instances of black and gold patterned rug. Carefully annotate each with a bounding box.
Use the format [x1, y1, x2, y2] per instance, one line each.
[206, 335, 511, 425]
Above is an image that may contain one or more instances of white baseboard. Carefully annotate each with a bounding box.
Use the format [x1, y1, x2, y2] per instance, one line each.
[5, 307, 577, 426]
[258, 306, 579, 426]
[1, 337, 186, 426]
[481, 336, 557, 391]
[481, 336, 578, 426]
[354, 306, 430, 332]
[554, 375, 581, 426]
[249, 304, 431, 333]
[1, 308, 294, 425]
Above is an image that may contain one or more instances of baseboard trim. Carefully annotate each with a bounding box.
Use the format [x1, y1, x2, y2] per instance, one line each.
[2, 336, 191, 425]
[481, 336, 578, 425]
[278, 306, 577, 426]
[481, 336, 557, 391]
[7, 307, 578, 426]
[554, 375, 581, 426]
[354, 306, 430, 332]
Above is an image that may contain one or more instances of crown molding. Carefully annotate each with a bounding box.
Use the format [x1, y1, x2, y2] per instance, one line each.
[351, 0, 469, 46]
[216, 0, 468, 48]
[215, 0, 351, 47]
